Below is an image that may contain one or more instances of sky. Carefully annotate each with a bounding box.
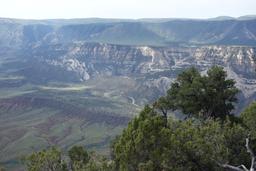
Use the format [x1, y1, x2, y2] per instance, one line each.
[0, 0, 255, 19]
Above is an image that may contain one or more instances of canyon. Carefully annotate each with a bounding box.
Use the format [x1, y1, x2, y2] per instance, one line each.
[0, 17, 255, 169]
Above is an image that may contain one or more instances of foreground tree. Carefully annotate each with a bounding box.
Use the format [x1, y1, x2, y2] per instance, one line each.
[241, 102, 256, 136]
[112, 105, 249, 171]
[68, 146, 89, 170]
[23, 147, 67, 171]
[112, 106, 168, 170]
[219, 137, 256, 171]
[240, 101, 256, 165]
[24, 146, 114, 171]
[154, 66, 239, 119]
[68, 146, 114, 171]
[203, 66, 239, 118]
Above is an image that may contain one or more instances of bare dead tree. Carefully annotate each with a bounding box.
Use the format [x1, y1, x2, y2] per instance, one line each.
[218, 137, 255, 171]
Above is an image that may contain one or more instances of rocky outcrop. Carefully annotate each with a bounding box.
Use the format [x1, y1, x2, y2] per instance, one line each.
[23, 43, 256, 107]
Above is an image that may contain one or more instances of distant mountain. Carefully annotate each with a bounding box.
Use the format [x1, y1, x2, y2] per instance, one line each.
[0, 16, 256, 169]
[238, 15, 256, 20]
[208, 16, 236, 21]
[0, 16, 256, 47]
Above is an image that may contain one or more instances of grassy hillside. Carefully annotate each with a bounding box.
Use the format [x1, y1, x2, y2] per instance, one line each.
[0, 79, 141, 170]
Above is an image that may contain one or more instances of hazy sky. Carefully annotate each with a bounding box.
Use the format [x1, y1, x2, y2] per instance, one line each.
[0, 0, 255, 19]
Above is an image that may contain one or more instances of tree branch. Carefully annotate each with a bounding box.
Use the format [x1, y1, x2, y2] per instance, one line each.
[245, 137, 255, 171]
[218, 163, 248, 171]
[218, 137, 256, 171]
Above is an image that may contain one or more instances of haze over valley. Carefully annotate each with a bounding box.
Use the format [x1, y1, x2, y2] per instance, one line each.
[0, 14, 256, 170]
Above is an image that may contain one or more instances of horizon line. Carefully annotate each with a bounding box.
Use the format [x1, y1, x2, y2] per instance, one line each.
[0, 14, 256, 21]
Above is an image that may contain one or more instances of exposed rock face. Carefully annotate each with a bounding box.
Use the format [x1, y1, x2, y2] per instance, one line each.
[1, 18, 256, 166]
[1, 19, 256, 111]
[19, 43, 255, 109]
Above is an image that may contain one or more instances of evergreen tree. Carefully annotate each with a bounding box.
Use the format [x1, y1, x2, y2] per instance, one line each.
[23, 147, 67, 171]
[155, 66, 239, 119]
[68, 146, 89, 171]
[112, 109, 249, 171]
[241, 102, 256, 135]
[202, 66, 239, 118]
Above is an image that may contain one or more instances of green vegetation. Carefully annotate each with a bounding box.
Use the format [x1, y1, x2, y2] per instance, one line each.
[154, 66, 239, 120]
[0, 77, 140, 170]
[112, 66, 255, 171]
[112, 106, 253, 171]
[21, 66, 256, 171]
[69, 146, 90, 170]
[24, 146, 114, 171]
[241, 102, 256, 135]
[23, 147, 67, 171]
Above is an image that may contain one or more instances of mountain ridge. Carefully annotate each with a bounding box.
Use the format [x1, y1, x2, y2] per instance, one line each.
[0, 16, 256, 169]
[1, 16, 256, 47]
[1, 15, 256, 23]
